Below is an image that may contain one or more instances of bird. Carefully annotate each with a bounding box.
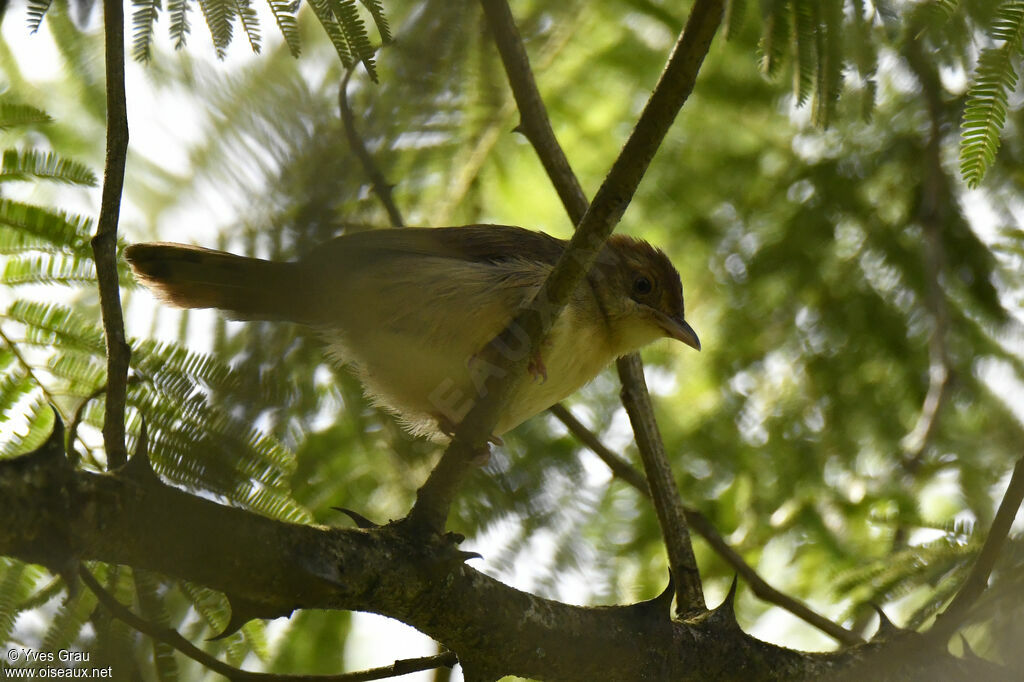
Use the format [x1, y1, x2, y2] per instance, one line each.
[125, 224, 700, 441]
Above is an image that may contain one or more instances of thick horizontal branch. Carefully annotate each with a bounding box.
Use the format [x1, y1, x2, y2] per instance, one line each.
[1, 428, 1003, 681]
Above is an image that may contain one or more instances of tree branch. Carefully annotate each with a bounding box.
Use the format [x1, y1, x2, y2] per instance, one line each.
[82, 567, 457, 682]
[0, 430, 1001, 681]
[478, 0, 589, 225]
[339, 67, 405, 228]
[477, 0, 724, 612]
[549, 403, 863, 645]
[617, 353, 704, 612]
[929, 454, 1024, 642]
[92, 0, 132, 468]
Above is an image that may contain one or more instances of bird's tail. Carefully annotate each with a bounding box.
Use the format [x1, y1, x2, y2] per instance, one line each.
[125, 242, 320, 323]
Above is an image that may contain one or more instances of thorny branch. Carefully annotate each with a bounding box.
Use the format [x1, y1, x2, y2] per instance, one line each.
[93, 0, 132, 468]
[1, 429, 1009, 681]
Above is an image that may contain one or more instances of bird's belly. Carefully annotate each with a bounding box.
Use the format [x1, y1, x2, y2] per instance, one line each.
[324, 329, 480, 438]
[322, 310, 615, 439]
[495, 318, 612, 434]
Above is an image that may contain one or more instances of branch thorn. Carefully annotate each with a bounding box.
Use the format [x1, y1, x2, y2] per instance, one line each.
[333, 507, 381, 529]
[870, 603, 902, 641]
[121, 418, 159, 485]
[211, 595, 292, 640]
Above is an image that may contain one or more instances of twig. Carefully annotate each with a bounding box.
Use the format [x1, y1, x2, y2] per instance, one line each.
[549, 402, 863, 643]
[0, 325, 66, 419]
[339, 67, 405, 227]
[479, 0, 588, 224]
[92, 0, 132, 468]
[929, 454, 1024, 641]
[66, 384, 107, 463]
[405, 0, 725, 538]
[477, 0, 724, 612]
[0, 327, 104, 467]
[80, 567, 458, 682]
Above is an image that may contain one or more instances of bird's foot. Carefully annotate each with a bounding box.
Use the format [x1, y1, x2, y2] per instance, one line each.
[528, 351, 547, 384]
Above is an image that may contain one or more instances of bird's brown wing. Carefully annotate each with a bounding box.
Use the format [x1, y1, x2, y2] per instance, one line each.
[302, 225, 567, 270]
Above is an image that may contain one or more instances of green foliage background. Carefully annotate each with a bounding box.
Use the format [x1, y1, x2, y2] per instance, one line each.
[2, 0, 1024, 679]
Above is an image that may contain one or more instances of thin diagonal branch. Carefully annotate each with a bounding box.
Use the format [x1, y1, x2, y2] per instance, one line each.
[477, 0, 724, 612]
[339, 66, 404, 227]
[80, 567, 459, 681]
[406, 0, 724, 541]
[0, 327, 104, 467]
[0, 324, 66, 418]
[479, 0, 588, 224]
[93, 0, 132, 468]
[929, 454, 1024, 642]
[617, 353, 703, 612]
[549, 403, 863, 645]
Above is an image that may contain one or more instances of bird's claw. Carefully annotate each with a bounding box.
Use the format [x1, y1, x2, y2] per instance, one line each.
[528, 352, 547, 384]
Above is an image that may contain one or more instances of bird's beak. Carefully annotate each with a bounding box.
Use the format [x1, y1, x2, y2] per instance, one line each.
[661, 316, 701, 351]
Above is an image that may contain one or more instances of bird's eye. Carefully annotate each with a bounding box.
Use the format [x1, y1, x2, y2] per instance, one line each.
[632, 275, 653, 296]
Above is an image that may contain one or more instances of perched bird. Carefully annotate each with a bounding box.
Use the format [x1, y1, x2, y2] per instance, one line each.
[125, 225, 699, 440]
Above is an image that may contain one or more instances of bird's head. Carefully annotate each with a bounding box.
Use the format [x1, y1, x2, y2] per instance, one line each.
[596, 234, 700, 355]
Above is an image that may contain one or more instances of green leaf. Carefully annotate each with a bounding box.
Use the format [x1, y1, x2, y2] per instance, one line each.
[0, 199, 94, 254]
[0, 102, 53, 130]
[723, 0, 747, 40]
[759, 0, 790, 77]
[308, 0, 354, 66]
[1, 253, 97, 287]
[359, 0, 392, 44]
[0, 561, 43, 646]
[0, 396, 54, 459]
[0, 149, 98, 186]
[6, 300, 106, 355]
[198, 0, 236, 58]
[42, 575, 97, 653]
[266, 0, 301, 57]
[333, 0, 378, 81]
[812, 0, 844, 127]
[26, 0, 53, 33]
[234, 0, 262, 54]
[991, 0, 1024, 46]
[960, 44, 1019, 187]
[168, 0, 192, 50]
[132, 0, 163, 63]
[133, 570, 179, 682]
[791, 0, 817, 105]
[0, 370, 37, 429]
